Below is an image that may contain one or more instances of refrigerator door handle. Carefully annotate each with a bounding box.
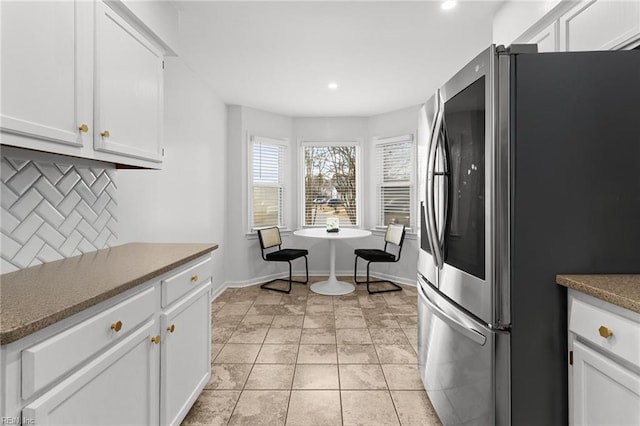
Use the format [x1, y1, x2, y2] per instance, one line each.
[427, 90, 444, 269]
[418, 281, 487, 346]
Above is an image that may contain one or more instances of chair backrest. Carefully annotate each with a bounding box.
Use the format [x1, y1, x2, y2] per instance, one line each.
[257, 227, 282, 250]
[385, 224, 405, 247]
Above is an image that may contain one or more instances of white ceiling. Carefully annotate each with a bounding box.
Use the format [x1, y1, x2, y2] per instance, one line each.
[176, 1, 505, 117]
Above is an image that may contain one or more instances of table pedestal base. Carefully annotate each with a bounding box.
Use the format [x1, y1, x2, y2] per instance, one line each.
[310, 276, 355, 296]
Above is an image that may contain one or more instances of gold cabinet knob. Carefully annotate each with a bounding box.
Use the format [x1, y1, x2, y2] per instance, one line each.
[598, 326, 613, 339]
[101, 130, 110, 138]
[167, 324, 176, 333]
[110, 320, 123, 332]
[151, 335, 161, 344]
[191, 274, 199, 282]
[78, 124, 89, 133]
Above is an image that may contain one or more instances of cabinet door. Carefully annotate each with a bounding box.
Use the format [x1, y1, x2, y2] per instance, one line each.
[572, 340, 640, 425]
[94, 2, 163, 165]
[161, 281, 212, 426]
[0, 0, 91, 148]
[22, 321, 159, 425]
[560, 0, 640, 51]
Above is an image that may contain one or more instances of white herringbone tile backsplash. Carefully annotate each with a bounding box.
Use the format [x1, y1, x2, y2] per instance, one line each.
[1, 156, 118, 273]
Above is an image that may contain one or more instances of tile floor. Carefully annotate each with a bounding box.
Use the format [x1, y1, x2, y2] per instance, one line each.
[182, 277, 442, 426]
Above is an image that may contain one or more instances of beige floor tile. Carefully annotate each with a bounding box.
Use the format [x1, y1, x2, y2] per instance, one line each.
[370, 328, 411, 345]
[335, 306, 364, 317]
[216, 303, 253, 316]
[255, 344, 299, 364]
[374, 345, 417, 364]
[182, 390, 240, 426]
[264, 328, 302, 344]
[214, 344, 261, 364]
[292, 364, 339, 390]
[335, 316, 367, 328]
[389, 305, 417, 316]
[337, 345, 379, 364]
[211, 343, 223, 361]
[254, 294, 283, 305]
[212, 314, 244, 326]
[403, 328, 418, 349]
[341, 390, 400, 426]
[339, 364, 388, 390]
[286, 390, 342, 425]
[365, 317, 401, 328]
[228, 390, 289, 426]
[205, 364, 252, 390]
[227, 326, 269, 344]
[297, 344, 337, 364]
[303, 315, 335, 329]
[272, 315, 304, 328]
[336, 328, 372, 345]
[396, 315, 418, 328]
[279, 304, 307, 315]
[212, 327, 235, 344]
[300, 328, 336, 344]
[241, 315, 274, 327]
[245, 364, 295, 389]
[307, 295, 333, 305]
[333, 295, 359, 306]
[391, 390, 443, 426]
[306, 304, 334, 315]
[381, 365, 424, 390]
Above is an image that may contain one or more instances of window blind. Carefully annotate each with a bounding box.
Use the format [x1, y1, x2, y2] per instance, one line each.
[251, 140, 285, 229]
[302, 144, 358, 227]
[376, 139, 413, 228]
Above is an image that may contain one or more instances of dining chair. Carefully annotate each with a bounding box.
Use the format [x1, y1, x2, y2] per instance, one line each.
[257, 227, 309, 293]
[353, 224, 406, 294]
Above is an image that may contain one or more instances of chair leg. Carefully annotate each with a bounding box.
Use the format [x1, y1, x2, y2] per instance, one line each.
[260, 257, 309, 294]
[353, 258, 402, 294]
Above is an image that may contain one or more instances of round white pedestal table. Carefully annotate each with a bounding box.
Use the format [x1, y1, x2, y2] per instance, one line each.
[293, 228, 372, 296]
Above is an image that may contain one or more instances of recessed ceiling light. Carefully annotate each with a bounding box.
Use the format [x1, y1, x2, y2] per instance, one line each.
[328, 82, 338, 90]
[442, 1, 457, 10]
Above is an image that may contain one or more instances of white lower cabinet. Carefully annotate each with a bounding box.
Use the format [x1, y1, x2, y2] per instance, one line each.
[568, 290, 640, 425]
[572, 340, 640, 425]
[22, 322, 159, 425]
[161, 282, 212, 425]
[1, 254, 213, 425]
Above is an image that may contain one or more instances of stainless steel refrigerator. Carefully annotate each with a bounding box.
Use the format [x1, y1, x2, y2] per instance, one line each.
[417, 45, 640, 425]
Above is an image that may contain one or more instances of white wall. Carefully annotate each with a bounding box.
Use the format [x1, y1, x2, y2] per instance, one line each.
[118, 57, 227, 290]
[225, 106, 293, 285]
[224, 107, 420, 287]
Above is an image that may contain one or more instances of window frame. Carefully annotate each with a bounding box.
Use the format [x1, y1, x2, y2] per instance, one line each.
[298, 138, 363, 228]
[373, 134, 416, 232]
[248, 134, 289, 232]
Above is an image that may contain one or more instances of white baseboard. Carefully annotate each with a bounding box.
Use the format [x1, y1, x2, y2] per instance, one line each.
[222, 270, 416, 291]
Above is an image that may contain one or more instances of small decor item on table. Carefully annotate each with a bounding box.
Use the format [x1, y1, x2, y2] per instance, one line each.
[326, 217, 340, 233]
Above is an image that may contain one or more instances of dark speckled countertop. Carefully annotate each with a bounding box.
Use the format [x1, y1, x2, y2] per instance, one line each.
[556, 275, 640, 314]
[0, 243, 218, 345]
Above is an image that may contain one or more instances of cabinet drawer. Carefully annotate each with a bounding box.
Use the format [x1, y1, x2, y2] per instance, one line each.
[161, 256, 212, 307]
[22, 286, 156, 399]
[569, 297, 640, 369]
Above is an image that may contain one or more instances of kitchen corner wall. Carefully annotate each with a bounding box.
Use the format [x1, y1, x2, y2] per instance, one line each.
[1, 150, 118, 273]
[117, 57, 227, 290]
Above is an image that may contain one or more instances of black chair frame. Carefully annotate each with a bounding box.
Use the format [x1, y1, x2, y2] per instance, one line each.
[353, 225, 405, 294]
[258, 227, 309, 294]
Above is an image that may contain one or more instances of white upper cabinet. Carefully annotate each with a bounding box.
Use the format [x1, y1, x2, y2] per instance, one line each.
[0, 1, 91, 149]
[94, 2, 163, 164]
[0, 0, 169, 169]
[560, 0, 640, 51]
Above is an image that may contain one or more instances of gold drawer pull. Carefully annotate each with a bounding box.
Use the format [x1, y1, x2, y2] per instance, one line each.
[191, 274, 199, 282]
[151, 335, 161, 344]
[79, 124, 89, 133]
[598, 326, 613, 339]
[101, 130, 110, 138]
[110, 320, 123, 332]
[167, 324, 176, 333]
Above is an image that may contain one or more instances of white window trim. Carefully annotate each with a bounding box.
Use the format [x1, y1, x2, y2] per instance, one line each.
[298, 138, 363, 228]
[247, 134, 290, 234]
[373, 133, 416, 233]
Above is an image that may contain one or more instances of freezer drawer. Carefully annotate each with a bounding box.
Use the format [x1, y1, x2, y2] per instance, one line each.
[417, 276, 495, 425]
